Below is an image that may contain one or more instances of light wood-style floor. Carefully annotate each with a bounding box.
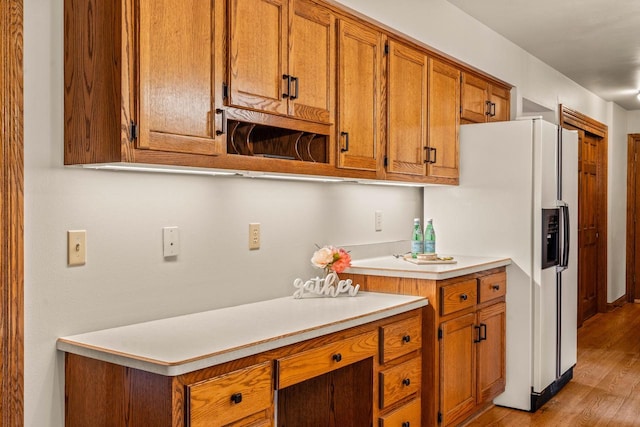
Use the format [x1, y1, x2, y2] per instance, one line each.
[465, 303, 640, 426]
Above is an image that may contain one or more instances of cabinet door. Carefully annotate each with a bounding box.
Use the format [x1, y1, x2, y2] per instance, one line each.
[229, 0, 288, 115]
[138, 0, 224, 155]
[460, 72, 489, 123]
[489, 85, 510, 122]
[386, 40, 428, 176]
[289, 0, 335, 124]
[428, 59, 460, 179]
[440, 313, 476, 426]
[337, 19, 382, 171]
[477, 302, 506, 403]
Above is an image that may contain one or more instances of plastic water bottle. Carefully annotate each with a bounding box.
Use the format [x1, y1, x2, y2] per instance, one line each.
[411, 218, 423, 258]
[424, 219, 436, 254]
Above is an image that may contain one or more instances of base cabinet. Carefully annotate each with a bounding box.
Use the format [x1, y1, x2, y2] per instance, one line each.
[63, 310, 422, 426]
[341, 266, 507, 427]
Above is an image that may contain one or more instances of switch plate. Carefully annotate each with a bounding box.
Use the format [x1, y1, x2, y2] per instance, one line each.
[375, 210, 383, 232]
[67, 230, 86, 266]
[249, 223, 260, 250]
[163, 226, 180, 257]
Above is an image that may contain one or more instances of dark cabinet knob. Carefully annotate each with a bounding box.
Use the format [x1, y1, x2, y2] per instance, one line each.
[402, 335, 411, 343]
[332, 353, 342, 362]
[230, 392, 243, 404]
[460, 293, 468, 301]
[492, 284, 500, 291]
[402, 422, 410, 427]
[402, 378, 411, 386]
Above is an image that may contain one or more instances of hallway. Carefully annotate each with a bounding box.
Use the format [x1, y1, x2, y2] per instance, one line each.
[466, 303, 640, 426]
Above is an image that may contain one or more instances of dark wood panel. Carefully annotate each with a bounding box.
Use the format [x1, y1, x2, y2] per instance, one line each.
[277, 358, 373, 427]
[0, 0, 24, 423]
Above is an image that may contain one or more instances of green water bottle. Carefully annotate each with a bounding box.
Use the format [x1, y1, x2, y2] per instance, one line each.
[411, 218, 423, 258]
[424, 219, 436, 254]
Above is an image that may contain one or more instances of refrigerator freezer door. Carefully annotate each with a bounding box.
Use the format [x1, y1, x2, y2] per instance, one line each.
[560, 128, 579, 374]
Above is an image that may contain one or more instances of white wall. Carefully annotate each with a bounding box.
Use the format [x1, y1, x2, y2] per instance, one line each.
[24, 1, 421, 425]
[24, 0, 635, 425]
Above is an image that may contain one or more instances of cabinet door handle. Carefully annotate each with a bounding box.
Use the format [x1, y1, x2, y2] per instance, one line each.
[402, 334, 411, 343]
[480, 323, 487, 341]
[402, 422, 411, 427]
[230, 392, 243, 404]
[282, 74, 291, 98]
[474, 325, 482, 343]
[424, 146, 430, 164]
[430, 147, 437, 164]
[485, 100, 492, 116]
[215, 108, 226, 136]
[340, 131, 349, 152]
[332, 353, 342, 362]
[402, 378, 411, 386]
[460, 293, 468, 301]
[490, 102, 496, 117]
[290, 76, 299, 100]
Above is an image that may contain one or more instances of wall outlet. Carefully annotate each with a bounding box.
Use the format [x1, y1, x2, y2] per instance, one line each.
[163, 226, 180, 257]
[67, 230, 86, 266]
[375, 210, 383, 232]
[249, 223, 260, 250]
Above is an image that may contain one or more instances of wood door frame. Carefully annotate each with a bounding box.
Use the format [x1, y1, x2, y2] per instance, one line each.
[1, 0, 25, 424]
[560, 105, 608, 324]
[626, 134, 640, 303]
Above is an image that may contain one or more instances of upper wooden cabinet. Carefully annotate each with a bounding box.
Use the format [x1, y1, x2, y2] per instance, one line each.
[428, 59, 461, 179]
[386, 39, 428, 177]
[336, 19, 384, 172]
[64, 0, 509, 184]
[461, 72, 510, 123]
[138, 0, 225, 156]
[228, 0, 335, 124]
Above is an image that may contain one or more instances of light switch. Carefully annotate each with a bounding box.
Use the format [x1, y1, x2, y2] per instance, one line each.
[67, 230, 86, 266]
[163, 226, 180, 257]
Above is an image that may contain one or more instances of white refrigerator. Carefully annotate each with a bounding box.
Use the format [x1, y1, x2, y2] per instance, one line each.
[423, 117, 578, 411]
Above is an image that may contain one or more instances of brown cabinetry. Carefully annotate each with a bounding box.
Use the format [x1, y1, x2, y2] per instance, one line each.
[64, 0, 509, 184]
[461, 72, 511, 124]
[228, 0, 335, 125]
[64, 309, 422, 426]
[341, 266, 507, 427]
[336, 19, 384, 172]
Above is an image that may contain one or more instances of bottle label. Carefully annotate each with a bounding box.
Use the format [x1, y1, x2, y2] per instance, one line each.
[424, 241, 435, 254]
[411, 240, 423, 256]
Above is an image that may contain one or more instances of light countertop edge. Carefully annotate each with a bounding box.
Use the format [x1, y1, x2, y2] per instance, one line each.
[57, 292, 428, 377]
[345, 255, 511, 280]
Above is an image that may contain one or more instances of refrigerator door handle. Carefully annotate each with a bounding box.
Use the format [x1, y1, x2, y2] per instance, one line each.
[556, 201, 570, 272]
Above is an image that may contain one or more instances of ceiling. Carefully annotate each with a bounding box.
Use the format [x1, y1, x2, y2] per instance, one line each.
[447, 0, 640, 111]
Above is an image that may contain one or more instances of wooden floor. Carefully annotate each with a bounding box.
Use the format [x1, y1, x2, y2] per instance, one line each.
[465, 303, 640, 426]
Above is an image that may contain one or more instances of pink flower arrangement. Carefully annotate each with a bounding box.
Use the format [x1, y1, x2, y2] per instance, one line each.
[311, 245, 352, 274]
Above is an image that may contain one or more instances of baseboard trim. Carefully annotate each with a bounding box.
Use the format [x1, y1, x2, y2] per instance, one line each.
[530, 367, 574, 412]
[607, 295, 627, 311]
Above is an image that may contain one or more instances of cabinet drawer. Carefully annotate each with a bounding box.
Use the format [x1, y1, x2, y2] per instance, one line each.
[380, 357, 421, 409]
[379, 397, 421, 427]
[478, 272, 507, 304]
[440, 279, 477, 316]
[276, 330, 378, 389]
[188, 361, 272, 427]
[380, 315, 422, 364]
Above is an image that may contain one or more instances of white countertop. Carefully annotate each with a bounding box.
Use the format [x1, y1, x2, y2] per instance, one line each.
[345, 255, 511, 280]
[57, 292, 427, 376]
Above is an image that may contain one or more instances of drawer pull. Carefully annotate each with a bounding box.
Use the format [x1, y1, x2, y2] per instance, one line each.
[460, 293, 468, 301]
[332, 353, 342, 362]
[230, 392, 243, 404]
[402, 378, 411, 386]
[402, 422, 411, 427]
[402, 335, 411, 343]
[492, 284, 501, 291]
